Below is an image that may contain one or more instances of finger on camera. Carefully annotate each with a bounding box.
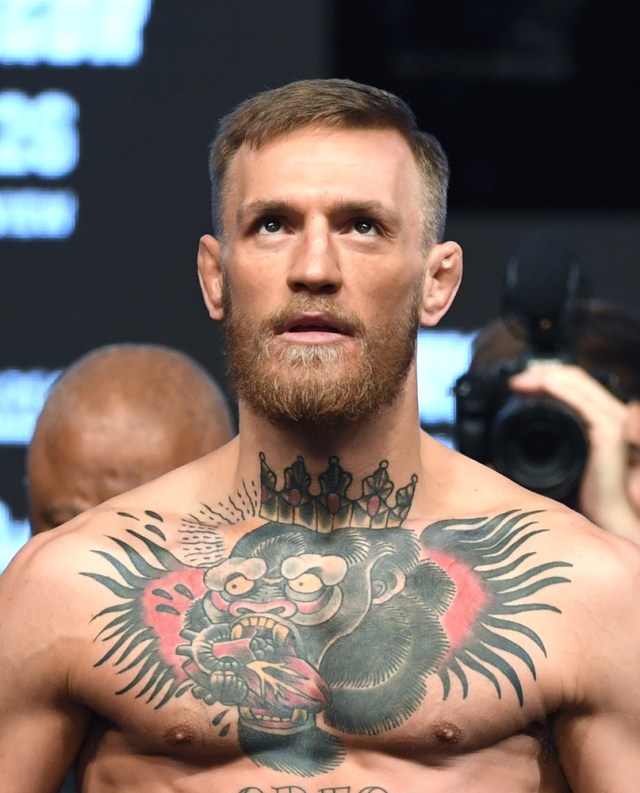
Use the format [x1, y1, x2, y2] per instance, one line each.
[509, 364, 624, 416]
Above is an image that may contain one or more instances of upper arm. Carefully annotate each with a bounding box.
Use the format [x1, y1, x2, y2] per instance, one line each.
[553, 535, 640, 791]
[555, 703, 640, 791]
[0, 538, 90, 792]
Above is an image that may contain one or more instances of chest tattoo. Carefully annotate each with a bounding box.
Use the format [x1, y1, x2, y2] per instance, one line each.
[83, 454, 571, 777]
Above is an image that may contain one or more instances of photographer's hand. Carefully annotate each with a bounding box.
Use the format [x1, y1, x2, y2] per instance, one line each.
[510, 364, 640, 544]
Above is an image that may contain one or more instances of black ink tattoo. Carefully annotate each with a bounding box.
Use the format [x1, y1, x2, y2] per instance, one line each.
[238, 787, 390, 793]
[83, 455, 572, 777]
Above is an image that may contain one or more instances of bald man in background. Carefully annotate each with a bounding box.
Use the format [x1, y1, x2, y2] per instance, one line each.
[27, 343, 235, 535]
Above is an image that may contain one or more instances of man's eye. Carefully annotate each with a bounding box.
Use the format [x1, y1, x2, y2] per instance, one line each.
[258, 217, 283, 234]
[353, 219, 377, 235]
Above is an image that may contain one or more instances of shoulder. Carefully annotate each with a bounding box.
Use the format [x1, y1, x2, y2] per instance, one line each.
[0, 499, 181, 679]
[560, 511, 640, 624]
[524, 500, 640, 593]
[1, 441, 239, 605]
[535, 511, 640, 738]
[510, 505, 640, 704]
[0, 520, 105, 695]
[1, 511, 115, 610]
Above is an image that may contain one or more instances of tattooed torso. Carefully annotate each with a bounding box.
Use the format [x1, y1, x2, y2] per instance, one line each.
[68, 453, 577, 792]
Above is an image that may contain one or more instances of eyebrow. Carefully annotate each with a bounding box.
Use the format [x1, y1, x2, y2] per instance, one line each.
[235, 200, 290, 227]
[236, 198, 403, 228]
[334, 199, 402, 226]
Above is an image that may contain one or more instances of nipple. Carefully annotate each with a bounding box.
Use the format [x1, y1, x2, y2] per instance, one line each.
[432, 721, 462, 745]
[164, 723, 198, 745]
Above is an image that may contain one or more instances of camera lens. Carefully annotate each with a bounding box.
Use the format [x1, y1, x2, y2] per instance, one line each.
[490, 395, 588, 501]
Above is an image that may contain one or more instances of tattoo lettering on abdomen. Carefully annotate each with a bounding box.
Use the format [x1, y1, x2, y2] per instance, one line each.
[83, 455, 572, 777]
[239, 787, 390, 793]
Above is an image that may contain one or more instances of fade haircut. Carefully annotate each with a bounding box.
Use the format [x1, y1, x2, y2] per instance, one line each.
[208, 78, 450, 245]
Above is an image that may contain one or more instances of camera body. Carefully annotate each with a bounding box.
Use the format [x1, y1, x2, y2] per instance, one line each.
[453, 231, 592, 505]
[454, 357, 589, 504]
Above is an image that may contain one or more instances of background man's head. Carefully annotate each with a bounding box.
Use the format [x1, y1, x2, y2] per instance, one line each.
[208, 78, 450, 247]
[27, 344, 234, 535]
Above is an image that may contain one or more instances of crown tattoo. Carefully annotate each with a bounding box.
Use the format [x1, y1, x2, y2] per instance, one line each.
[259, 452, 417, 532]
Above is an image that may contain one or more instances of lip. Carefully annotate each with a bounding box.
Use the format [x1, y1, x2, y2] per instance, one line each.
[276, 312, 351, 343]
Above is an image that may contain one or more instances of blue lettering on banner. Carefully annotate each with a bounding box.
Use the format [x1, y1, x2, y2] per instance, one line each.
[0, 0, 154, 66]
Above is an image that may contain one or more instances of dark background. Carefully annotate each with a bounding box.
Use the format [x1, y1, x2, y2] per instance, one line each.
[2, 0, 640, 532]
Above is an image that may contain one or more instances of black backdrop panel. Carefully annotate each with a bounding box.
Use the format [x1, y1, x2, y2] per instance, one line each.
[333, 0, 640, 212]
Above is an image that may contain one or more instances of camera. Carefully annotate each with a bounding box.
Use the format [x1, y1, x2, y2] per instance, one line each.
[453, 231, 591, 505]
[454, 363, 589, 504]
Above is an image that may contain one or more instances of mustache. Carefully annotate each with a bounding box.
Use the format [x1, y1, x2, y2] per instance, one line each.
[262, 296, 366, 337]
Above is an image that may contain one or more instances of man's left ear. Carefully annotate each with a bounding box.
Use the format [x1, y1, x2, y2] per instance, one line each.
[420, 241, 463, 327]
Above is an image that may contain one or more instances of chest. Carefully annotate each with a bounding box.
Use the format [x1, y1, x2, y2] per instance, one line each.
[80, 646, 550, 775]
[76, 516, 569, 771]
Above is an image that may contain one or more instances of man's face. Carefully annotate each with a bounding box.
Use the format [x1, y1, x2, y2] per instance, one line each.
[216, 126, 430, 427]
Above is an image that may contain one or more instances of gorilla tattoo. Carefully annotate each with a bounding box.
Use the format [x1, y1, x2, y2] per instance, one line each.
[84, 456, 572, 777]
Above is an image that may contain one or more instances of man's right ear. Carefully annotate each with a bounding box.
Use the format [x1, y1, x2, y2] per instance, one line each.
[197, 234, 224, 320]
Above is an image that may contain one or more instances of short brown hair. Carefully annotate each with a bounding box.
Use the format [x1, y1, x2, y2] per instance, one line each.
[209, 78, 449, 244]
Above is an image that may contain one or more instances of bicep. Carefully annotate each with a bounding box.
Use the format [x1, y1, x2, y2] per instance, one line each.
[555, 703, 640, 792]
[553, 552, 640, 790]
[0, 546, 90, 792]
[0, 695, 88, 793]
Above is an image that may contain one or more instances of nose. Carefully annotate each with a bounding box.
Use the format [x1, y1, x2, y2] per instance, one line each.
[229, 598, 297, 619]
[286, 223, 342, 294]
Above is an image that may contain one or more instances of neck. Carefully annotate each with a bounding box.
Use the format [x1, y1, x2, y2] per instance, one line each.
[231, 378, 427, 529]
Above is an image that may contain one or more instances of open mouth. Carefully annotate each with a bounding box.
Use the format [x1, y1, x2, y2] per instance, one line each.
[224, 616, 322, 733]
[239, 704, 311, 733]
[288, 323, 342, 333]
[230, 614, 293, 647]
[197, 615, 331, 732]
[277, 313, 351, 338]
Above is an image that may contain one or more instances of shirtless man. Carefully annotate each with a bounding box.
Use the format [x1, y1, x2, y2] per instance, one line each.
[27, 343, 234, 535]
[1, 78, 639, 793]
